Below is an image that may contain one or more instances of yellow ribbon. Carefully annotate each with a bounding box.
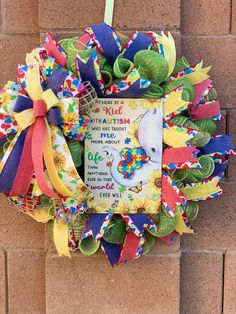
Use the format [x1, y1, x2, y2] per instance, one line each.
[26, 49, 41, 65]
[175, 208, 194, 235]
[28, 206, 54, 223]
[182, 178, 221, 201]
[14, 63, 74, 197]
[156, 31, 176, 78]
[163, 125, 192, 148]
[163, 88, 187, 117]
[53, 220, 71, 257]
[183, 62, 211, 85]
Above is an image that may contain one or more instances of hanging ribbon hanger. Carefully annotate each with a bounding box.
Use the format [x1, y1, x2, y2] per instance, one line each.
[104, 0, 115, 26]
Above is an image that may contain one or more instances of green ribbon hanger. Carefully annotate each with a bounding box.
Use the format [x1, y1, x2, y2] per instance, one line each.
[104, 0, 115, 26]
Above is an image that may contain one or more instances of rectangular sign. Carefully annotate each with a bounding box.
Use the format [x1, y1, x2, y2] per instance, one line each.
[85, 98, 163, 213]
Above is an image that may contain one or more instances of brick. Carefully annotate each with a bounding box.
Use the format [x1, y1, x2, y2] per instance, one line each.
[182, 37, 236, 105]
[0, 40, 5, 88]
[4, 0, 39, 34]
[39, 0, 180, 31]
[0, 35, 40, 86]
[8, 250, 45, 313]
[228, 109, 236, 136]
[181, 0, 231, 35]
[150, 236, 180, 255]
[113, 0, 180, 30]
[181, 252, 223, 314]
[0, 196, 45, 249]
[181, 183, 236, 250]
[39, 0, 105, 30]
[46, 254, 180, 314]
[223, 251, 236, 313]
[40, 30, 84, 43]
[173, 31, 182, 58]
[232, 0, 236, 33]
[0, 251, 6, 314]
[0, 2, 1, 33]
[216, 109, 227, 135]
[45, 226, 56, 253]
[4, 35, 40, 84]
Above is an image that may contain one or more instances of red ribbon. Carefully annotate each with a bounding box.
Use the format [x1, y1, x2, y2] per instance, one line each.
[190, 101, 220, 120]
[162, 175, 184, 213]
[191, 79, 212, 108]
[163, 147, 198, 166]
[43, 37, 67, 67]
[10, 100, 55, 197]
[9, 127, 34, 196]
[118, 231, 140, 264]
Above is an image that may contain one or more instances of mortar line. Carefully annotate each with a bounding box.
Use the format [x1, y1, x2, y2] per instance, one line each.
[182, 34, 236, 39]
[39, 28, 236, 39]
[1, 0, 4, 35]
[43, 251, 47, 314]
[230, 0, 233, 34]
[179, 248, 182, 314]
[181, 248, 226, 254]
[0, 248, 46, 253]
[4, 250, 9, 314]
[39, 27, 181, 33]
[226, 109, 230, 135]
[221, 252, 226, 314]
[0, 0, 2, 35]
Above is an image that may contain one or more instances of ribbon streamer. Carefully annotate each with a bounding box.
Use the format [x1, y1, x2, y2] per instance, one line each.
[182, 175, 222, 201]
[86, 23, 121, 64]
[162, 146, 200, 169]
[123, 32, 152, 61]
[190, 101, 221, 120]
[53, 219, 71, 257]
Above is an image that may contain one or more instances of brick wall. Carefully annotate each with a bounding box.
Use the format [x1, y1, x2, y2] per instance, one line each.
[0, 1, 235, 313]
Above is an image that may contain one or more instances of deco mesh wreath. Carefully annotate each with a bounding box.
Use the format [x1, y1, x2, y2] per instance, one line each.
[0, 23, 234, 266]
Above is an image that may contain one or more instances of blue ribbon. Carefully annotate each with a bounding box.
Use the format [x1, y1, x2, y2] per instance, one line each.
[0, 129, 28, 193]
[101, 239, 121, 267]
[124, 32, 152, 61]
[77, 50, 104, 97]
[82, 213, 113, 239]
[212, 162, 228, 176]
[90, 23, 121, 64]
[201, 135, 234, 154]
[127, 214, 155, 234]
[46, 67, 69, 94]
[105, 78, 150, 98]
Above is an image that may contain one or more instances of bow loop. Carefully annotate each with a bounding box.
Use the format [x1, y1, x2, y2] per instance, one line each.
[41, 88, 60, 111]
[47, 107, 61, 126]
[13, 86, 61, 131]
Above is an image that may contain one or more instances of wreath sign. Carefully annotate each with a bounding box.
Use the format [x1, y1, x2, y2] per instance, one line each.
[0, 21, 234, 266]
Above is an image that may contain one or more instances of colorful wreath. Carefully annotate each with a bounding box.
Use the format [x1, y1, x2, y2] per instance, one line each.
[0, 23, 234, 266]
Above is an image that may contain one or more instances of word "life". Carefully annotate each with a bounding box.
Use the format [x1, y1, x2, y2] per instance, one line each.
[88, 151, 104, 165]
